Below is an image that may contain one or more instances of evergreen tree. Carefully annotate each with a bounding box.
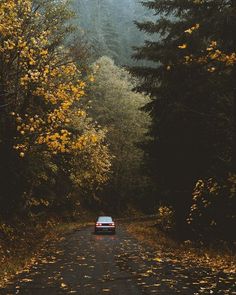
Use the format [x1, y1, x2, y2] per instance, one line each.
[131, 0, 236, 233]
[71, 0, 153, 65]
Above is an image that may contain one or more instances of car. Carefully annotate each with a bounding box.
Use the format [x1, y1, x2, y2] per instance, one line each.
[94, 216, 116, 234]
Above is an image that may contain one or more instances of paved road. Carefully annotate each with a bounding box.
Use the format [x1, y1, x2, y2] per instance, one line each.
[1, 226, 236, 295]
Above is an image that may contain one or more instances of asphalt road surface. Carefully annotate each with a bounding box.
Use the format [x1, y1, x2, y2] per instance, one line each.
[1, 226, 235, 295]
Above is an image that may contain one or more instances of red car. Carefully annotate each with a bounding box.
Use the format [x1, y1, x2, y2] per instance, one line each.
[95, 216, 116, 234]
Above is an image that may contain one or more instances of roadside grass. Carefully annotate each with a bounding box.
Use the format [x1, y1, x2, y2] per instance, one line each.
[125, 220, 236, 273]
[0, 218, 90, 288]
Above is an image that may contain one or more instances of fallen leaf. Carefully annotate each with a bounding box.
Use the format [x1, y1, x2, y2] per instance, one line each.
[153, 257, 163, 262]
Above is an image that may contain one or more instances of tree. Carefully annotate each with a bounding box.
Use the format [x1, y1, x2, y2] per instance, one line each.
[131, 0, 236, 233]
[88, 56, 151, 212]
[70, 0, 153, 65]
[0, 0, 111, 216]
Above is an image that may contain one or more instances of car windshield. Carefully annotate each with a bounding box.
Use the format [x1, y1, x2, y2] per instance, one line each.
[97, 216, 113, 223]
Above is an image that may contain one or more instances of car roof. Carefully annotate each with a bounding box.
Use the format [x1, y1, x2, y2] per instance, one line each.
[97, 216, 113, 222]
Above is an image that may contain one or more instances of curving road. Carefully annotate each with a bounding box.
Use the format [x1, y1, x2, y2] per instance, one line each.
[1, 226, 235, 295]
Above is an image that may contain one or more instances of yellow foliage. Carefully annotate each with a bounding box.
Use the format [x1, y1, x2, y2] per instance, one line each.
[0, 0, 96, 157]
[181, 38, 236, 69]
[0, 0, 112, 192]
[178, 44, 187, 49]
[184, 23, 200, 34]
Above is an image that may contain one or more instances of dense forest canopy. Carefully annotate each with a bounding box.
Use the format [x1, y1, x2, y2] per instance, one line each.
[0, 0, 151, 218]
[0, 0, 235, 244]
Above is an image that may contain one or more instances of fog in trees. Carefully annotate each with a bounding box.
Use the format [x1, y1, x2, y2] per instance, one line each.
[0, 0, 235, 247]
[71, 0, 153, 65]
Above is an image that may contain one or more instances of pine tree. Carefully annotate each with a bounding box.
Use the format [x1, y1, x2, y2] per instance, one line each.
[71, 0, 152, 65]
[131, 0, 236, 230]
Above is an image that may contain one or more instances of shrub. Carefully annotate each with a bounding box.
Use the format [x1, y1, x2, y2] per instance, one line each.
[156, 205, 175, 232]
[187, 173, 236, 241]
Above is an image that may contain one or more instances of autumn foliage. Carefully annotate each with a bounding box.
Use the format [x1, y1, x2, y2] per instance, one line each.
[0, 0, 111, 216]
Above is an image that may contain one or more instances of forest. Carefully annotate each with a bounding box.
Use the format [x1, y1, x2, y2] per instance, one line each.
[0, 0, 235, 249]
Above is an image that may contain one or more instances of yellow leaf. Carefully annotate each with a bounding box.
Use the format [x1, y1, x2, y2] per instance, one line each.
[61, 283, 67, 288]
[153, 257, 163, 262]
[178, 44, 187, 49]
